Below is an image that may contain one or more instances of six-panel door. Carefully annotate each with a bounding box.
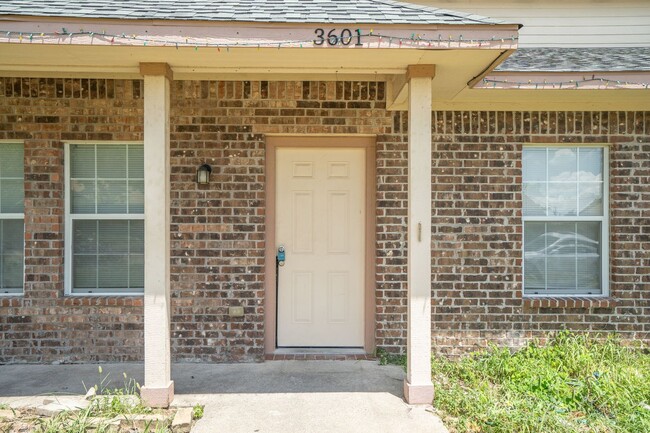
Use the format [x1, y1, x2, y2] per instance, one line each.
[276, 147, 365, 347]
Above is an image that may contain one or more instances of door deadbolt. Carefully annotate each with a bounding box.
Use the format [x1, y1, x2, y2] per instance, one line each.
[277, 245, 286, 267]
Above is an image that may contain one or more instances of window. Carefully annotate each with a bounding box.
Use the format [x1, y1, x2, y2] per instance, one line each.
[65, 143, 144, 295]
[523, 146, 608, 296]
[0, 143, 24, 295]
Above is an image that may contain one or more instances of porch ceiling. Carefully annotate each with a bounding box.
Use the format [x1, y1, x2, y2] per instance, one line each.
[0, 43, 506, 101]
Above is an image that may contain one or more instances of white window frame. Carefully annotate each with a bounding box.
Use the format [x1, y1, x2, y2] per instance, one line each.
[522, 144, 610, 298]
[0, 140, 25, 296]
[64, 141, 144, 296]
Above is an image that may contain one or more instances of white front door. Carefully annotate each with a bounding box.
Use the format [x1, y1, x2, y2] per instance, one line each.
[276, 147, 365, 347]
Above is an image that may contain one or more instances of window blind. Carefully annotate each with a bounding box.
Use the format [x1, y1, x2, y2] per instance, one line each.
[522, 147, 606, 296]
[68, 144, 144, 294]
[0, 143, 24, 294]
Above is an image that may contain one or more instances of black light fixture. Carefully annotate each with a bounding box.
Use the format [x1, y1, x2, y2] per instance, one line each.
[197, 164, 212, 185]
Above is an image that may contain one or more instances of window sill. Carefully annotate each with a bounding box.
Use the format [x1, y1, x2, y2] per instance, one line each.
[523, 297, 617, 309]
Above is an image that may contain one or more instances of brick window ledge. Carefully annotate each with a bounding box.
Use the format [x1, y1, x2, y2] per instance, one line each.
[523, 297, 618, 309]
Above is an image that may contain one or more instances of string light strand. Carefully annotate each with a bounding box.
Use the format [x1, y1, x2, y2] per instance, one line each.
[481, 76, 650, 89]
[0, 29, 518, 49]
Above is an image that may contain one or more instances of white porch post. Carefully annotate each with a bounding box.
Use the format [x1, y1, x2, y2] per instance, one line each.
[404, 65, 435, 405]
[139, 63, 174, 408]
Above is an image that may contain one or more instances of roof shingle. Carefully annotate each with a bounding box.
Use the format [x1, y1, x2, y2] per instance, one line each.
[497, 48, 650, 72]
[0, 0, 503, 25]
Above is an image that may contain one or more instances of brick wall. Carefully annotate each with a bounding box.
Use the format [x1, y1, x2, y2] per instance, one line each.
[167, 80, 395, 361]
[0, 78, 144, 362]
[415, 111, 649, 356]
[0, 77, 648, 363]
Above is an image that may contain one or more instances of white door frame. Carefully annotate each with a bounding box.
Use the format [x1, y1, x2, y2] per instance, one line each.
[264, 135, 376, 354]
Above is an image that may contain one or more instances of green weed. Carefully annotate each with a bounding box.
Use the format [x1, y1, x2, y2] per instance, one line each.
[17, 368, 179, 433]
[84, 368, 152, 418]
[34, 407, 112, 433]
[142, 420, 172, 433]
[376, 348, 407, 367]
[89, 394, 152, 418]
[192, 404, 204, 420]
[84, 367, 141, 397]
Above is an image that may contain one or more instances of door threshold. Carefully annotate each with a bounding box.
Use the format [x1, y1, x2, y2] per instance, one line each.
[275, 348, 366, 355]
[267, 347, 375, 361]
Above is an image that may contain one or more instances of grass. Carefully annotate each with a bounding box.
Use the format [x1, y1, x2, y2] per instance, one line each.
[430, 332, 650, 433]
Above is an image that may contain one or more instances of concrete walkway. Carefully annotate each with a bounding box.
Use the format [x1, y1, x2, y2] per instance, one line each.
[0, 361, 448, 433]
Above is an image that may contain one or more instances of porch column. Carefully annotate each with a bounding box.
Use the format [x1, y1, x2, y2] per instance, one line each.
[139, 63, 174, 408]
[404, 65, 435, 405]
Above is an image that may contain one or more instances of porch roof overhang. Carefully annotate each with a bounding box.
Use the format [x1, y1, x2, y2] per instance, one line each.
[447, 48, 650, 111]
[1, 15, 647, 111]
[454, 71, 650, 111]
[0, 16, 520, 107]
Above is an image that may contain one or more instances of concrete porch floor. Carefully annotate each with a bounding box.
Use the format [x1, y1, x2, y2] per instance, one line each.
[0, 360, 448, 433]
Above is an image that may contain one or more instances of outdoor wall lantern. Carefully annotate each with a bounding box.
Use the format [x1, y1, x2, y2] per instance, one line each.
[197, 164, 212, 185]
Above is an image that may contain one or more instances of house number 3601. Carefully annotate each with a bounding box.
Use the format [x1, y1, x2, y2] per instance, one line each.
[314, 28, 363, 46]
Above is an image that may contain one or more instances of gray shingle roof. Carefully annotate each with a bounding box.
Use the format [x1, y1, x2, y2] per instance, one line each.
[496, 48, 650, 72]
[0, 0, 502, 25]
